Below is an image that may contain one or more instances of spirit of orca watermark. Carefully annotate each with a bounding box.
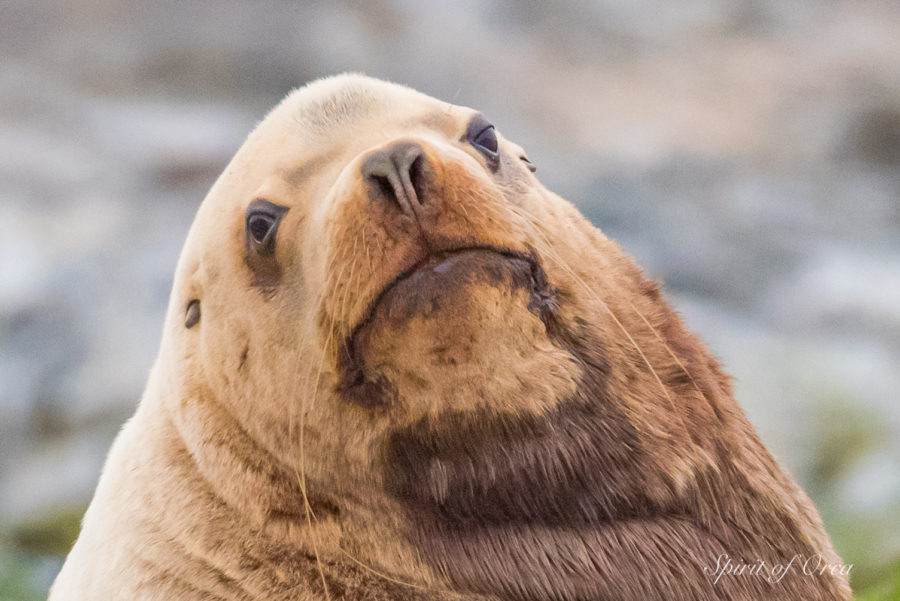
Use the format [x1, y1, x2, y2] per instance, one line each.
[704, 554, 852, 585]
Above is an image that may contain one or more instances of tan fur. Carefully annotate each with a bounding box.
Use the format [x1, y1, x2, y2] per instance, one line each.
[50, 74, 851, 600]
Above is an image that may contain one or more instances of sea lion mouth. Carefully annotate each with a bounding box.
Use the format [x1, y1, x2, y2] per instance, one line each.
[362, 246, 555, 324]
[336, 246, 559, 408]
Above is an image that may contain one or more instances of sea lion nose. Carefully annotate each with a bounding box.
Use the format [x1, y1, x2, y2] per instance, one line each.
[361, 141, 427, 219]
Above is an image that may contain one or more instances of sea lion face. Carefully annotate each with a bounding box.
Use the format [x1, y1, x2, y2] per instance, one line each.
[174, 74, 598, 444]
[164, 75, 848, 600]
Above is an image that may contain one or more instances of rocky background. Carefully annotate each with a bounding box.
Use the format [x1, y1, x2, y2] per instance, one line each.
[1, 1, 898, 598]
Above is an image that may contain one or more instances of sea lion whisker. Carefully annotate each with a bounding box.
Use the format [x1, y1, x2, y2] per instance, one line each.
[337, 546, 433, 592]
[553, 257, 697, 444]
[453, 190, 475, 223]
[341, 254, 364, 334]
[509, 207, 705, 406]
[510, 209, 694, 443]
[626, 301, 714, 409]
[288, 261, 349, 601]
[296, 254, 375, 596]
[363, 237, 373, 273]
[349, 232, 360, 293]
[297, 325, 334, 601]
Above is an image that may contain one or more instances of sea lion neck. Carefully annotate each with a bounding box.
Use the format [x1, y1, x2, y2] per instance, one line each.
[147, 367, 485, 601]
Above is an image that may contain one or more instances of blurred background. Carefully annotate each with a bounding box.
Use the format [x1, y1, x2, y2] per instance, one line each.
[1, 1, 898, 599]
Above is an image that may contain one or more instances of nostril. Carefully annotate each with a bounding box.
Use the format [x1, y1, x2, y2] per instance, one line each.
[361, 141, 427, 218]
[370, 172, 398, 207]
[362, 151, 407, 214]
[408, 153, 426, 207]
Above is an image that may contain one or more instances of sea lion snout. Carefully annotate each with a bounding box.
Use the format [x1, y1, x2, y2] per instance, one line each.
[361, 140, 428, 219]
[320, 130, 540, 351]
[328, 135, 582, 418]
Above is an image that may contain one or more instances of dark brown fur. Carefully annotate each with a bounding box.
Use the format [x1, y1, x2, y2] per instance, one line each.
[382, 315, 844, 600]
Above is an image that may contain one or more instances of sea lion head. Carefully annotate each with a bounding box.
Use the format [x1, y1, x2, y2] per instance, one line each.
[160, 74, 850, 600]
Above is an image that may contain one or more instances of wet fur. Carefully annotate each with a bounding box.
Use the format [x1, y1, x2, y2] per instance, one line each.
[50, 74, 851, 601]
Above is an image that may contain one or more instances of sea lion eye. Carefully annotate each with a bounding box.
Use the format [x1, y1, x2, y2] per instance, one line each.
[472, 125, 498, 156]
[466, 114, 500, 166]
[245, 199, 287, 255]
[248, 213, 275, 243]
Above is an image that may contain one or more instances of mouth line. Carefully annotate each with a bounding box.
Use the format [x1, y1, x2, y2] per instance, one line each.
[335, 244, 558, 408]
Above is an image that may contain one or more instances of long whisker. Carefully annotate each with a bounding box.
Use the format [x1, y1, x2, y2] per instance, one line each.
[289, 255, 348, 601]
[292, 231, 449, 595]
[302, 234, 368, 599]
[627, 301, 710, 403]
[338, 547, 431, 591]
[509, 207, 695, 441]
[510, 201, 710, 407]
[301, 329, 333, 600]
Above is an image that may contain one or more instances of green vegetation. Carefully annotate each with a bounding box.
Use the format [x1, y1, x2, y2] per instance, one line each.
[9, 506, 85, 557]
[855, 559, 900, 601]
[0, 505, 83, 600]
[0, 549, 58, 601]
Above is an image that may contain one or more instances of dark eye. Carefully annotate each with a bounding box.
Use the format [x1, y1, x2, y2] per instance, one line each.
[248, 212, 276, 243]
[245, 199, 288, 256]
[466, 114, 500, 167]
[472, 125, 498, 155]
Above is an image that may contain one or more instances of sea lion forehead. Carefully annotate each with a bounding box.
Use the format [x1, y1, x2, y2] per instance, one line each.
[274, 74, 472, 147]
[202, 75, 478, 222]
[255, 75, 476, 193]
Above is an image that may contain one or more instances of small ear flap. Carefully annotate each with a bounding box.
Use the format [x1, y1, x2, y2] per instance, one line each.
[174, 258, 204, 331]
[505, 140, 537, 172]
[184, 299, 201, 328]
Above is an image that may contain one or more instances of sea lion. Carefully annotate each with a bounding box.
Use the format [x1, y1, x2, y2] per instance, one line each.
[50, 74, 852, 601]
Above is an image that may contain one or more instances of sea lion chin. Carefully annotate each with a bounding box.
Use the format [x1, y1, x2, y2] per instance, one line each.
[338, 247, 571, 415]
[50, 73, 852, 601]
